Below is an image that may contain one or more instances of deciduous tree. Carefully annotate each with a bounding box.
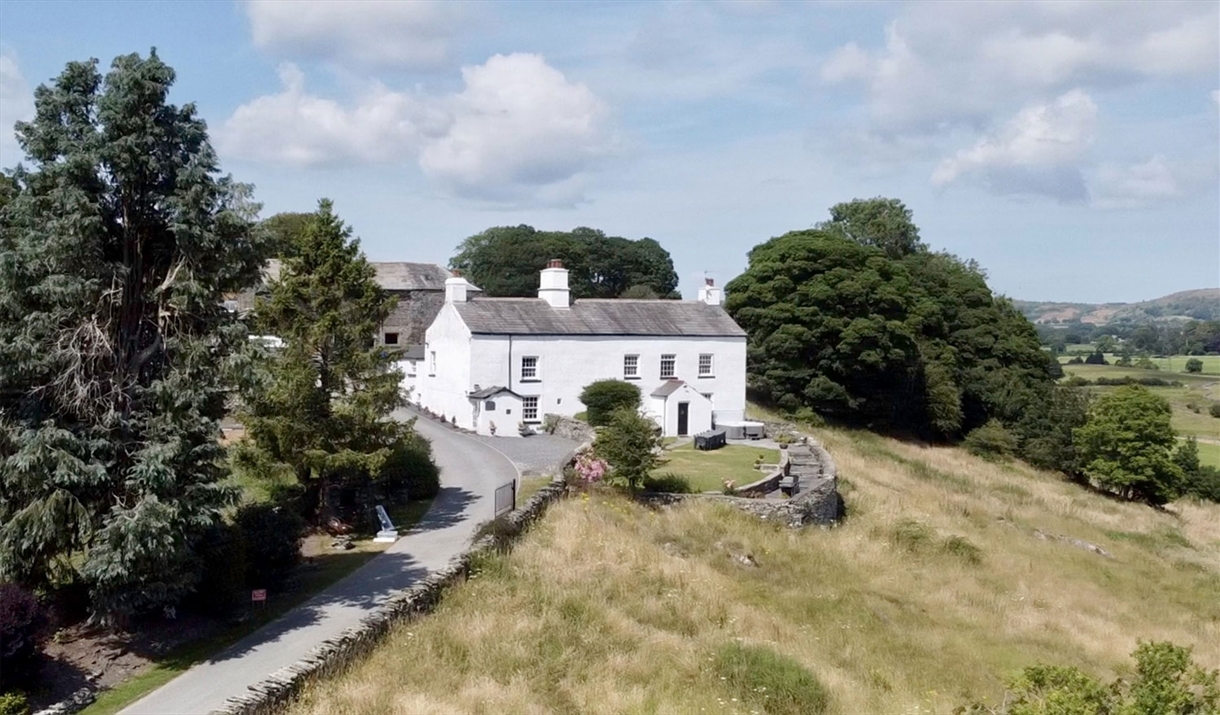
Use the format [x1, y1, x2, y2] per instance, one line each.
[817, 197, 926, 259]
[1074, 386, 1183, 505]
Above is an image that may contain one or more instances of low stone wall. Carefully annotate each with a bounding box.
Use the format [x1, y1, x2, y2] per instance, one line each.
[733, 450, 790, 497]
[543, 414, 595, 443]
[212, 479, 568, 715]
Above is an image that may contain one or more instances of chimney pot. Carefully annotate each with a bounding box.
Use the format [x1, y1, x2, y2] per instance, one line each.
[547, 258, 564, 269]
[705, 278, 715, 286]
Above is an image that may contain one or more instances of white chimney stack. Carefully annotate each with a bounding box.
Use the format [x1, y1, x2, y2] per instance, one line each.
[538, 258, 570, 309]
[445, 272, 469, 303]
[698, 277, 723, 306]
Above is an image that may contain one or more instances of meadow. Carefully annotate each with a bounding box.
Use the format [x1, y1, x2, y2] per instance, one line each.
[286, 426, 1220, 715]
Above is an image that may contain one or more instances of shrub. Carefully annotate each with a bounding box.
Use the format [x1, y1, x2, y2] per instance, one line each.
[1067, 356, 1084, 364]
[1210, 403, 1220, 419]
[1185, 358, 1204, 373]
[594, 408, 662, 490]
[379, 436, 441, 501]
[641, 472, 692, 493]
[890, 519, 934, 552]
[0, 583, 48, 691]
[959, 641, 1219, 715]
[579, 380, 642, 427]
[1183, 465, 1220, 503]
[233, 503, 305, 591]
[940, 535, 983, 565]
[0, 693, 30, 715]
[712, 642, 829, 715]
[1064, 375, 1090, 386]
[186, 522, 249, 617]
[1134, 356, 1160, 370]
[542, 414, 561, 435]
[1083, 350, 1108, 365]
[963, 419, 1018, 460]
[792, 406, 825, 427]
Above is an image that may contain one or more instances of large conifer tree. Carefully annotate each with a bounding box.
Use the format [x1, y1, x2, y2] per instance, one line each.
[0, 52, 268, 622]
[238, 200, 410, 518]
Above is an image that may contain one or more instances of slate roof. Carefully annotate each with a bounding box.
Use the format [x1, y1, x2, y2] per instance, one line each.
[453, 298, 746, 337]
[651, 379, 688, 397]
[372, 263, 481, 292]
[400, 343, 426, 360]
[468, 385, 521, 399]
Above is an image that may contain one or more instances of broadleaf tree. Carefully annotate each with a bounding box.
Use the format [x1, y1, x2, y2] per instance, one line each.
[0, 51, 268, 623]
[1074, 385, 1183, 505]
[238, 200, 421, 519]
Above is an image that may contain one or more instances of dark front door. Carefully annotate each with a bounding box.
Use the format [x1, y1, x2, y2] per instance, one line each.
[677, 402, 689, 436]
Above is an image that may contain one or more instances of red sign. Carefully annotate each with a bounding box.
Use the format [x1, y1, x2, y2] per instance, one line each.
[251, 589, 267, 602]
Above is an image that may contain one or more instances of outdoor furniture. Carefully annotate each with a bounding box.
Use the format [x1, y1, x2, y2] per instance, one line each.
[779, 474, 799, 496]
[694, 429, 727, 451]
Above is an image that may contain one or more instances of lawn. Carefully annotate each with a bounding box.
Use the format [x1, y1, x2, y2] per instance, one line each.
[651, 442, 780, 492]
[286, 427, 1220, 715]
[1195, 440, 1220, 469]
[80, 498, 433, 715]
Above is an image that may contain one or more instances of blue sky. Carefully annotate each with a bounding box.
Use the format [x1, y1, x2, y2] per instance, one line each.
[1, 0, 1216, 303]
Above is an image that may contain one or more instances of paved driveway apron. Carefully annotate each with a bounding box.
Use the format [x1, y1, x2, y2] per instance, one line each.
[121, 412, 516, 715]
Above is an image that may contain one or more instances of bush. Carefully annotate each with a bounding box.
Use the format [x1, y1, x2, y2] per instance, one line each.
[959, 641, 1219, 715]
[0, 583, 48, 691]
[1185, 358, 1204, 373]
[712, 642, 829, 715]
[1183, 465, 1220, 503]
[186, 522, 249, 617]
[641, 472, 692, 493]
[233, 503, 305, 591]
[579, 380, 642, 427]
[1210, 403, 1220, 419]
[594, 408, 662, 490]
[1134, 356, 1160, 370]
[1083, 350, 1108, 365]
[542, 414, 561, 435]
[1067, 356, 1084, 364]
[1064, 375, 1090, 387]
[379, 436, 441, 501]
[0, 693, 30, 715]
[963, 419, 1018, 460]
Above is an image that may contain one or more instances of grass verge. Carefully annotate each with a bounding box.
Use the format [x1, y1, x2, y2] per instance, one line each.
[80, 498, 433, 715]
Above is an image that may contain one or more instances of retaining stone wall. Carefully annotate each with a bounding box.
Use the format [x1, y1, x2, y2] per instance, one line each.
[543, 414, 595, 443]
[211, 479, 568, 715]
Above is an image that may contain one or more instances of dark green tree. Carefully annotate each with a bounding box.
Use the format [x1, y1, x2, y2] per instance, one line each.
[1014, 385, 1091, 477]
[450, 225, 679, 299]
[260, 211, 314, 258]
[238, 200, 418, 518]
[579, 380, 642, 426]
[1074, 386, 1183, 505]
[0, 52, 268, 622]
[817, 197, 926, 259]
[1185, 358, 1204, 373]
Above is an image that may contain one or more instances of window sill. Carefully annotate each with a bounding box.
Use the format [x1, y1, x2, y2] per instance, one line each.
[624, 375, 641, 380]
[519, 378, 541, 383]
[697, 374, 715, 379]
[660, 375, 676, 380]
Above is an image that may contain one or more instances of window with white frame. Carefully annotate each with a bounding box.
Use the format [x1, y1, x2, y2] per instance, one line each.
[698, 353, 714, 377]
[429, 351, 436, 375]
[522, 396, 539, 422]
[521, 356, 539, 381]
[660, 354, 676, 378]
[623, 354, 639, 378]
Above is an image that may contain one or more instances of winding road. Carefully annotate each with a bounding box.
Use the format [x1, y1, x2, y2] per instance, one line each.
[120, 412, 517, 715]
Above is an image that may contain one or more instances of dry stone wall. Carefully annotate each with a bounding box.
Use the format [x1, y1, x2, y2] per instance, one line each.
[211, 479, 568, 715]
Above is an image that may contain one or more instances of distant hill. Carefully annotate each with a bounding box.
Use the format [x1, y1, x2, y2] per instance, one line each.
[1014, 288, 1220, 325]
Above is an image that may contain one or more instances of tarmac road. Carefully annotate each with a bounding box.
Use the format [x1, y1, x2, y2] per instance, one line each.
[120, 411, 516, 715]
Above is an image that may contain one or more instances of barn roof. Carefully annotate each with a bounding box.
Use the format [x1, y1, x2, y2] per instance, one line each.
[453, 298, 746, 337]
[372, 263, 481, 292]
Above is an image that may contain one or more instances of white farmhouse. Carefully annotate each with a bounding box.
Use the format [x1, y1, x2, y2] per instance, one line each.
[414, 260, 747, 438]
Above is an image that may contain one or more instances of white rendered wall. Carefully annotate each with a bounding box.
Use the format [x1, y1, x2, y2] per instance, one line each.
[397, 358, 419, 403]
[466, 333, 747, 426]
[658, 384, 714, 437]
[473, 394, 522, 437]
[418, 303, 475, 429]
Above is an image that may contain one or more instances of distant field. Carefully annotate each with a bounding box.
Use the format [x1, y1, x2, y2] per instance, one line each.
[1196, 440, 1220, 469]
[1058, 362, 1220, 441]
[287, 425, 1220, 715]
[1059, 349, 1220, 376]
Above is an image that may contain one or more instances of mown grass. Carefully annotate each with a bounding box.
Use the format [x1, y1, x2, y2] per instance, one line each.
[287, 427, 1220, 715]
[652, 442, 780, 492]
[1195, 440, 1220, 468]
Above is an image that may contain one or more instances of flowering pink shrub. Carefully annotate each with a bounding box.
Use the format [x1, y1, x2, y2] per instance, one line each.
[573, 451, 608, 484]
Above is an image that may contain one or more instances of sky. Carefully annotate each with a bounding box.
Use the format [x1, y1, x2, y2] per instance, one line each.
[0, 0, 1217, 303]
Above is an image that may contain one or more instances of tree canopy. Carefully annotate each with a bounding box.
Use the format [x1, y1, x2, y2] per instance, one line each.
[725, 222, 1050, 438]
[450, 225, 680, 299]
[817, 197, 926, 259]
[1074, 385, 1183, 505]
[237, 200, 416, 517]
[0, 51, 268, 622]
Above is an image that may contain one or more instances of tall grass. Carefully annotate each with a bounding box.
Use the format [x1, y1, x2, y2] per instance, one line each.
[289, 428, 1220, 715]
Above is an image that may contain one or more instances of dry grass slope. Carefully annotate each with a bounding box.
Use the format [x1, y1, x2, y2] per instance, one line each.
[289, 429, 1220, 715]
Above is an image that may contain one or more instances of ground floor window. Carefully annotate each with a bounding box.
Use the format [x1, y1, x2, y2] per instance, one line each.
[522, 396, 539, 422]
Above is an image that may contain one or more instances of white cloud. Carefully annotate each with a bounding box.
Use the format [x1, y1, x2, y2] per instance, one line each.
[218, 54, 610, 207]
[1091, 155, 1180, 209]
[0, 51, 33, 168]
[932, 90, 1097, 200]
[419, 53, 609, 204]
[821, 1, 1218, 132]
[244, 0, 459, 69]
[216, 64, 441, 167]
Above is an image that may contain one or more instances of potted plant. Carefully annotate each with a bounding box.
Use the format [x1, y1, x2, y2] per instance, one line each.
[488, 421, 497, 436]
